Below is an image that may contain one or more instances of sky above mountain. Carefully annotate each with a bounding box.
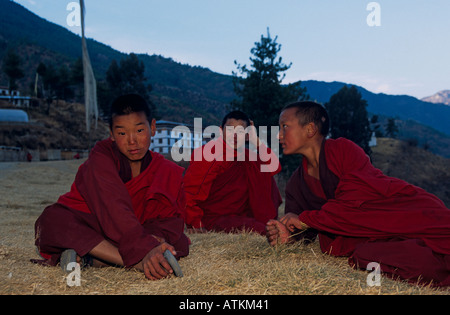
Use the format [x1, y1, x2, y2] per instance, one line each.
[13, 0, 450, 99]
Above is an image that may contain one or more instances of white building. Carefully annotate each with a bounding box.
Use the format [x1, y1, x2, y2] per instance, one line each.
[369, 131, 377, 147]
[0, 86, 31, 107]
[151, 120, 206, 155]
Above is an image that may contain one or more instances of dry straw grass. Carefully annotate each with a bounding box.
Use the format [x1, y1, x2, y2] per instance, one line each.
[0, 159, 449, 295]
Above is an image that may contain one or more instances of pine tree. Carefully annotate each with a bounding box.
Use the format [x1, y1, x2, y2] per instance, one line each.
[2, 49, 24, 93]
[385, 118, 399, 138]
[325, 85, 372, 155]
[231, 28, 308, 134]
[100, 53, 156, 117]
[230, 29, 308, 175]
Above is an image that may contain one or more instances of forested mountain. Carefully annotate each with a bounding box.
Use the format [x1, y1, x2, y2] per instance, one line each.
[1, 0, 450, 157]
[302, 81, 450, 157]
[0, 0, 233, 125]
[302, 80, 450, 136]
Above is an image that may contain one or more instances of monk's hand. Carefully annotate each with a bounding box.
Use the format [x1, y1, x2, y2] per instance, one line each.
[266, 219, 291, 246]
[141, 243, 176, 280]
[279, 213, 309, 233]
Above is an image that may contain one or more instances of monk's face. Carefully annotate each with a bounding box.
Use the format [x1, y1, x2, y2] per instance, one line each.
[110, 111, 155, 162]
[221, 118, 248, 150]
[278, 108, 309, 155]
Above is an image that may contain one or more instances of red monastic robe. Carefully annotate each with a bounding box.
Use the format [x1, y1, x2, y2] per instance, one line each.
[183, 137, 282, 235]
[34, 139, 189, 267]
[286, 137, 450, 286]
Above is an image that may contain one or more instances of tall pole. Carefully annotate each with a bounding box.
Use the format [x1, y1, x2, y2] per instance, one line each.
[80, 0, 98, 150]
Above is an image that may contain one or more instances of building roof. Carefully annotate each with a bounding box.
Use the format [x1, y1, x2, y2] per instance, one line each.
[0, 109, 29, 122]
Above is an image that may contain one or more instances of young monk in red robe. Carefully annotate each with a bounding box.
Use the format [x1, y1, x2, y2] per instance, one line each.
[33, 94, 189, 280]
[266, 101, 450, 286]
[183, 110, 282, 235]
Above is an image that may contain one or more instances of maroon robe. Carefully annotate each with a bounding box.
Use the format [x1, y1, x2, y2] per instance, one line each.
[183, 137, 282, 235]
[34, 139, 189, 267]
[286, 137, 450, 286]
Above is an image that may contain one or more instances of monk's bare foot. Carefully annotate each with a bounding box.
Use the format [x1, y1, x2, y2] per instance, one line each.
[76, 254, 109, 268]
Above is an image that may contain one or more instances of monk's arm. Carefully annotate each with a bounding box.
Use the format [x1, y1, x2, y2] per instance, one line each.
[76, 151, 160, 267]
[183, 160, 219, 229]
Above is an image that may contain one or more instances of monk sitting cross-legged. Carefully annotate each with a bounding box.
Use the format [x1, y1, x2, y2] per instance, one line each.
[183, 110, 282, 235]
[33, 94, 189, 280]
[266, 101, 450, 287]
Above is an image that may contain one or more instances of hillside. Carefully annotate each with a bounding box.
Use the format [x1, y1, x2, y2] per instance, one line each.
[0, 100, 109, 150]
[0, 0, 231, 125]
[302, 80, 450, 137]
[1, 0, 450, 157]
[371, 138, 450, 207]
[301, 80, 450, 158]
[364, 113, 450, 158]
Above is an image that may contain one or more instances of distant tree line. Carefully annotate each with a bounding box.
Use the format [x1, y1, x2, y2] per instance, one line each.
[2, 49, 24, 93]
[97, 53, 156, 119]
[35, 58, 84, 113]
[1, 48, 86, 113]
[1, 49, 155, 120]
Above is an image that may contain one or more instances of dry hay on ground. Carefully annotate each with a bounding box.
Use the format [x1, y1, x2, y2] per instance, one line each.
[0, 160, 448, 295]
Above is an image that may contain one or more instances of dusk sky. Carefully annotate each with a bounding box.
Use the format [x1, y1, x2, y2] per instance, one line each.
[13, 0, 450, 99]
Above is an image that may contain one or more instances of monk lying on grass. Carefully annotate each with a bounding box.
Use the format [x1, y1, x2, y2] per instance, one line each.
[33, 94, 189, 280]
[267, 101, 450, 287]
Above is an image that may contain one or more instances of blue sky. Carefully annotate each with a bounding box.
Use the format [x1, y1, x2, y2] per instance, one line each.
[13, 0, 450, 99]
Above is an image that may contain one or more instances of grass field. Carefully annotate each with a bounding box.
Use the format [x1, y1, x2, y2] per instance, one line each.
[0, 159, 449, 295]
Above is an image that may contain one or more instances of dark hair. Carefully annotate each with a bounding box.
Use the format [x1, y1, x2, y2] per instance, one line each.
[109, 94, 152, 128]
[221, 110, 251, 129]
[282, 101, 329, 136]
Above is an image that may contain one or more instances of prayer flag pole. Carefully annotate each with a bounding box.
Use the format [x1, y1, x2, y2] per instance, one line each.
[80, 0, 98, 136]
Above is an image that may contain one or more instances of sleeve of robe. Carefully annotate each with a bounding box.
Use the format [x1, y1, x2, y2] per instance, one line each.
[183, 148, 222, 229]
[298, 138, 450, 253]
[284, 167, 319, 242]
[75, 142, 160, 267]
[134, 154, 188, 251]
[298, 137, 406, 234]
[285, 168, 302, 214]
[183, 141, 281, 228]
